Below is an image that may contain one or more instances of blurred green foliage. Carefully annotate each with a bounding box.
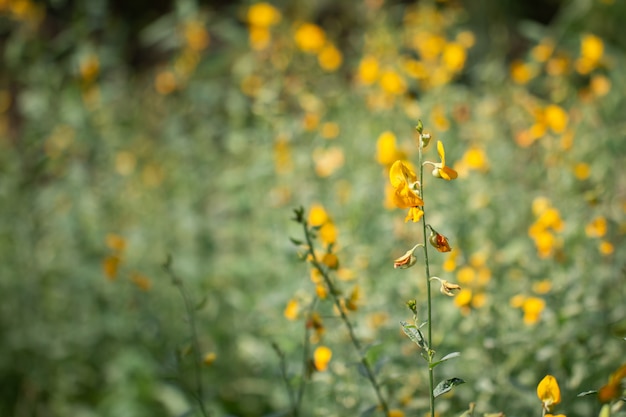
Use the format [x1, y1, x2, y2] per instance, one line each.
[0, 0, 625, 416]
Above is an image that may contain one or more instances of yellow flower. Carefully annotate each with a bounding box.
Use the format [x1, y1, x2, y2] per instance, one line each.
[318, 44, 342, 71]
[379, 69, 407, 95]
[358, 56, 379, 85]
[522, 297, 545, 325]
[284, 298, 299, 320]
[247, 2, 281, 27]
[183, 20, 210, 52]
[537, 375, 561, 412]
[545, 104, 568, 134]
[203, 352, 217, 366]
[389, 160, 424, 222]
[294, 23, 326, 53]
[585, 216, 607, 238]
[598, 363, 626, 403]
[424, 141, 458, 180]
[312, 146, 344, 177]
[442, 42, 466, 72]
[102, 255, 120, 281]
[313, 346, 332, 371]
[376, 131, 405, 166]
[130, 272, 152, 291]
[510, 59, 534, 84]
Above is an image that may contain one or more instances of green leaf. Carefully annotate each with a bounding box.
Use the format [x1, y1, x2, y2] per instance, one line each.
[433, 377, 465, 398]
[430, 351, 461, 369]
[289, 237, 303, 246]
[400, 321, 428, 350]
[577, 390, 597, 397]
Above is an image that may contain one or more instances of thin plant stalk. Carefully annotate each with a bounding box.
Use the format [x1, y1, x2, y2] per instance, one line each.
[301, 221, 390, 417]
[418, 135, 436, 417]
[295, 296, 319, 416]
[163, 256, 210, 417]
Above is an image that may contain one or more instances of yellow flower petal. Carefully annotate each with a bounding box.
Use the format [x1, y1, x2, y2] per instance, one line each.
[537, 375, 561, 411]
[313, 346, 332, 371]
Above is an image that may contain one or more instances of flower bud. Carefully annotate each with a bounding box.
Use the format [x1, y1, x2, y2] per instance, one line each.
[428, 227, 452, 252]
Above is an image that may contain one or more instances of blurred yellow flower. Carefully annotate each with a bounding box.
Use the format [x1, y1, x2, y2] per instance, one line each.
[345, 285, 360, 311]
[249, 26, 271, 50]
[155, 70, 177, 95]
[510, 60, 534, 84]
[576, 34, 604, 74]
[284, 298, 299, 320]
[581, 33, 604, 63]
[358, 56, 380, 85]
[388, 409, 405, 417]
[313, 146, 344, 177]
[598, 363, 626, 403]
[131, 272, 152, 291]
[431, 105, 450, 131]
[247, 2, 281, 27]
[522, 297, 545, 325]
[461, 146, 489, 172]
[106, 233, 127, 252]
[456, 31, 475, 48]
[454, 288, 472, 313]
[322, 252, 339, 270]
[301, 114, 320, 133]
[456, 266, 475, 284]
[531, 39, 554, 62]
[79, 54, 100, 83]
[274, 137, 293, 175]
[532, 280, 552, 294]
[379, 69, 407, 95]
[294, 23, 326, 53]
[599, 241, 614, 255]
[389, 160, 424, 222]
[313, 346, 332, 371]
[546, 55, 570, 76]
[585, 216, 607, 238]
[102, 255, 120, 281]
[318, 44, 342, 71]
[184, 20, 210, 52]
[321, 122, 340, 139]
[590, 74, 611, 97]
[537, 375, 561, 411]
[307, 312, 325, 341]
[545, 104, 568, 134]
[376, 131, 405, 166]
[573, 162, 590, 180]
[203, 352, 217, 366]
[319, 222, 338, 245]
[442, 42, 466, 72]
[309, 204, 329, 226]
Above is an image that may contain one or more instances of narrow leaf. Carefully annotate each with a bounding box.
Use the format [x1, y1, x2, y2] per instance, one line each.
[577, 390, 597, 397]
[289, 237, 303, 246]
[400, 321, 428, 350]
[433, 377, 465, 398]
[430, 351, 461, 369]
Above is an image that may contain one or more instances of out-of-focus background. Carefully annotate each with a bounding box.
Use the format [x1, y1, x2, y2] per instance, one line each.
[1, 0, 624, 416]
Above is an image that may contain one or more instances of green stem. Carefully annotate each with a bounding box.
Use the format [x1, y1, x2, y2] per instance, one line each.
[295, 296, 319, 416]
[163, 258, 210, 417]
[302, 221, 390, 417]
[418, 135, 436, 417]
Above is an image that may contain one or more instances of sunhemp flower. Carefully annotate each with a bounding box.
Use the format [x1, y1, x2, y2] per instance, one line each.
[430, 276, 461, 296]
[428, 226, 452, 252]
[394, 244, 421, 269]
[423, 140, 458, 180]
[537, 375, 561, 412]
[598, 363, 626, 403]
[389, 160, 424, 222]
